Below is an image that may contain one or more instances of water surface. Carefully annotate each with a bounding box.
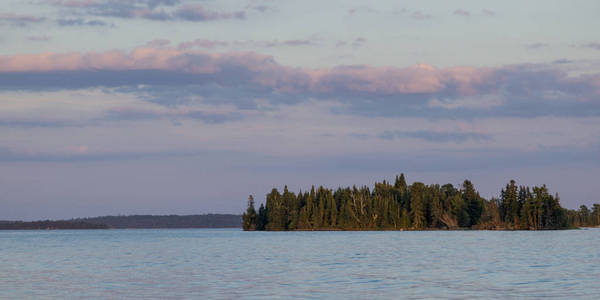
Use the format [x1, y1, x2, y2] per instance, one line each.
[1, 228, 599, 299]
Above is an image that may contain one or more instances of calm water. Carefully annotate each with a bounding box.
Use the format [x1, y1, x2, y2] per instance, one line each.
[1, 228, 599, 299]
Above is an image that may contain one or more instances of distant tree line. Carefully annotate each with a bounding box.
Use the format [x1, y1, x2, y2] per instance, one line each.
[243, 174, 600, 231]
[1, 214, 243, 230]
[0, 220, 108, 230]
[78, 214, 242, 229]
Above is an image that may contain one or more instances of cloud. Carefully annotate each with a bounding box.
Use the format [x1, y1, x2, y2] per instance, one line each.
[105, 106, 242, 124]
[553, 58, 574, 64]
[261, 38, 317, 48]
[0, 48, 599, 119]
[57, 18, 110, 26]
[172, 4, 245, 21]
[453, 9, 470, 17]
[580, 42, 600, 50]
[482, 9, 496, 16]
[176, 39, 230, 50]
[377, 130, 492, 143]
[335, 37, 366, 49]
[44, 0, 180, 9]
[27, 35, 52, 41]
[411, 11, 431, 20]
[351, 37, 366, 48]
[526, 42, 549, 50]
[44, 0, 249, 22]
[146, 39, 171, 48]
[249, 4, 276, 13]
[347, 6, 379, 15]
[176, 37, 320, 50]
[0, 13, 45, 26]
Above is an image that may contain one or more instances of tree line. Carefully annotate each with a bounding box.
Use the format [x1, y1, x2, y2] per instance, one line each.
[0, 220, 108, 230]
[243, 174, 600, 231]
[1, 214, 243, 230]
[77, 214, 242, 229]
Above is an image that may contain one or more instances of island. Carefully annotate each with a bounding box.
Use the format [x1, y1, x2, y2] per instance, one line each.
[242, 174, 600, 231]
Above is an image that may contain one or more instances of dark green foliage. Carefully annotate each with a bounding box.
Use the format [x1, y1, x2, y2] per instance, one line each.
[242, 174, 598, 231]
[242, 195, 257, 230]
[256, 204, 268, 230]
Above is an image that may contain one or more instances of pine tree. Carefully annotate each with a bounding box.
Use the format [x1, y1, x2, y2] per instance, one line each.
[410, 182, 427, 229]
[463, 180, 482, 226]
[242, 195, 257, 230]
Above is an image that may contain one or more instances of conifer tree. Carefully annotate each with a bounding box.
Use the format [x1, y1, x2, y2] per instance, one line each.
[242, 195, 257, 230]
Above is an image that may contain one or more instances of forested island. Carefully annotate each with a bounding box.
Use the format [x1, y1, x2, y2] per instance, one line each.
[242, 174, 600, 231]
[0, 214, 242, 230]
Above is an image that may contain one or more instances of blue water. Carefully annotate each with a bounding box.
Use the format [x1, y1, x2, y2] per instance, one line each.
[1, 229, 599, 299]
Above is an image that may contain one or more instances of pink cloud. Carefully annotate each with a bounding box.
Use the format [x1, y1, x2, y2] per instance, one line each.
[0, 47, 492, 96]
[2, 47, 593, 100]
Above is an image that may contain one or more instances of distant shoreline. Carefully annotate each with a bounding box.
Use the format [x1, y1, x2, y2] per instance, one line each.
[0, 214, 242, 230]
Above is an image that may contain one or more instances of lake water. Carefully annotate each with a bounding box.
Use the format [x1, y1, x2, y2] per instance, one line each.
[1, 228, 599, 299]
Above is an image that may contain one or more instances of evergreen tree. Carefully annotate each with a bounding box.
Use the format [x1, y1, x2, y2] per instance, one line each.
[256, 203, 268, 230]
[463, 180, 483, 226]
[410, 182, 427, 229]
[242, 195, 257, 230]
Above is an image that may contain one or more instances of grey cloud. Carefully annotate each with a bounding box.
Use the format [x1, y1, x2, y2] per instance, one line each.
[146, 39, 171, 47]
[145, 0, 180, 9]
[581, 42, 600, 50]
[348, 133, 369, 140]
[453, 9, 470, 17]
[482, 9, 496, 16]
[335, 37, 366, 49]
[173, 5, 245, 21]
[249, 5, 275, 13]
[57, 18, 110, 26]
[347, 6, 379, 15]
[553, 58, 574, 64]
[177, 39, 230, 50]
[0, 13, 45, 26]
[46, 0, 245, 22]
[526, 42, 549, 50]
[377, 130, 492, 143]
[176, 37, 320, 50]
[411, 11, 431, 20]
[27, 35, 51, 41]
[106, 107, 243, 124]
[0, 105, 244, 129]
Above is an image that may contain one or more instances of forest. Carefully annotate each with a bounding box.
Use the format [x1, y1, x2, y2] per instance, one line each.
[242, 174, 600, 231]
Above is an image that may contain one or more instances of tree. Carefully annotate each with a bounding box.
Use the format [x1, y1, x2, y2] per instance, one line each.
[242, 195, 257, 230]
[463, 180, 483, 226]
[266, 188, 286, 230]
[410, 182, 427, 229]
[500, 180, 520, 228]
[256, 203, 268, 230]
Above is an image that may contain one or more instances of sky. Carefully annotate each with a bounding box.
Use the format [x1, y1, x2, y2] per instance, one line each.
[1, 0, 599, 220]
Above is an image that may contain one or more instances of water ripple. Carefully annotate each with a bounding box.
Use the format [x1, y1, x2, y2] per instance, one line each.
[0, 229, 599, 299]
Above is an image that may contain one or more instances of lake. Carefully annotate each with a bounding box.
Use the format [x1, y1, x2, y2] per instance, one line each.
[1, 228, 599, 299]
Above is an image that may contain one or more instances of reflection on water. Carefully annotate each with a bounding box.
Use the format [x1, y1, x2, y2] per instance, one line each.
[1, 228, 599, 299]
